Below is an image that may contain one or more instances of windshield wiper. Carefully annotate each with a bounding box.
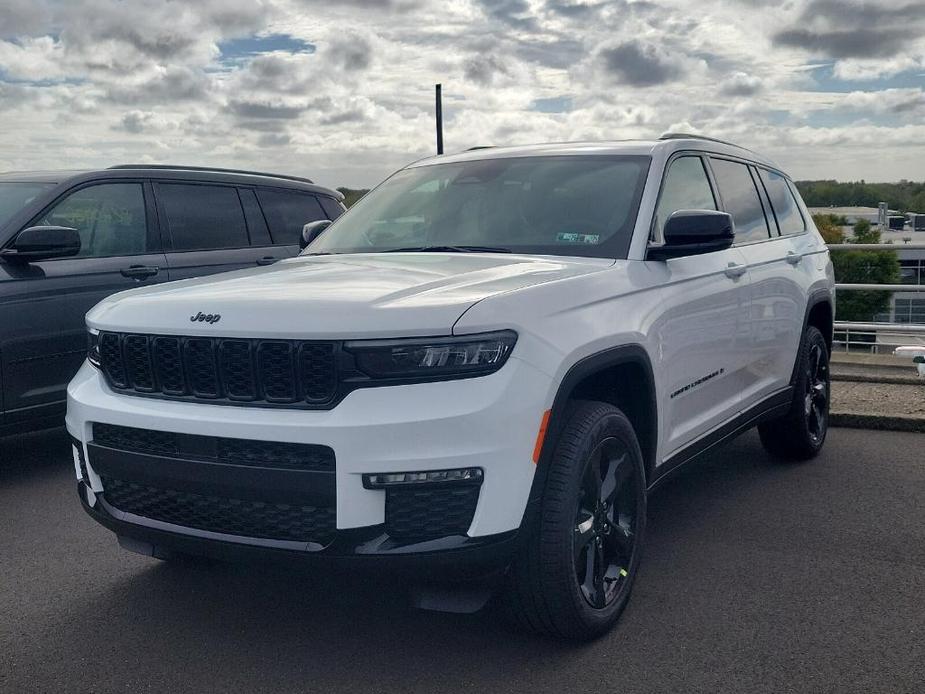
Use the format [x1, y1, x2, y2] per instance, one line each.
[383, 245, 511, 253]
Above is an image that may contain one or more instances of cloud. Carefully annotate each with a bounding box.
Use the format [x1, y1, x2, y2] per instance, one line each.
[476, 0, 538, 30]
[228, 100, 305, 119]
[598, 40, 685, 86]
[720, 72, 763, 97]
[326, 32, 373, 71]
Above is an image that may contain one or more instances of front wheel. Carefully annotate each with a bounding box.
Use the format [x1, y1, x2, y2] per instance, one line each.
[758, 325, 830, 461]
[503, 401, 647, 640]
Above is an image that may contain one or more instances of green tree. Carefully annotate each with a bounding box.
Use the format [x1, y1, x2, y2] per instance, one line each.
[830, 222, 899, 322]
[812, 214, 844, 244]
[337, 187, 370, 208]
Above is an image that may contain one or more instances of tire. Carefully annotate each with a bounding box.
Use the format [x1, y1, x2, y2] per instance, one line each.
[758, 325, 830, 461]
[502, 401, 647, 640]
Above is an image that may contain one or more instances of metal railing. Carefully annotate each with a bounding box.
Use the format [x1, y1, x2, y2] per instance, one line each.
[828, 242, 925, 354]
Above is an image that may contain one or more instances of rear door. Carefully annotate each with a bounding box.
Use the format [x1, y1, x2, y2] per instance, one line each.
[710, 158, 807, 407]
[156, 181, 277, 281]
[0, 180, 167, 419]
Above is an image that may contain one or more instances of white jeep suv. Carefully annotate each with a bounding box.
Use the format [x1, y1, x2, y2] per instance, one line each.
[67, 135, 835, 639]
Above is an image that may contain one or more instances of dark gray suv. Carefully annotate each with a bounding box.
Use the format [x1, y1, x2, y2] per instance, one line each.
[0, 165, 344, 436]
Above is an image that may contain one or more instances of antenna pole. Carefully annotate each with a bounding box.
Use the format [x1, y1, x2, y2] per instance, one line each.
[435, 83, 444, 155]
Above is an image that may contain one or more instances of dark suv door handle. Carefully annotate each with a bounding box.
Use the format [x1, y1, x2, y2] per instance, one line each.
[256, 256, 278, 266]
[121, 265, 159, 279]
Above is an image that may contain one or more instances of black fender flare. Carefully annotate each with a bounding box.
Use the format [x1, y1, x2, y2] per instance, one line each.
[525, 344, 658, 515]
[790, 289, 834, 386]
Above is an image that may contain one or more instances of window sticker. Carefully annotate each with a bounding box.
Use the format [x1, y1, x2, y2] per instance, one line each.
[556, 232, 601, 244]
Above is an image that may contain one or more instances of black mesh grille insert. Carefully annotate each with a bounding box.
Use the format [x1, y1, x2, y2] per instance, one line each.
[102, 477, 336, 544]
[385, 485, 481, 541]
[96, 332, 339, 407]
[92, 423, 335, 472]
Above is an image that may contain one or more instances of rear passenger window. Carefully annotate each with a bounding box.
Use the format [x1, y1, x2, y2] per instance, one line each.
[655, 156, 716, 235]
[256, 189, 326, 246]
[158, 184, 249, 251]
[710, 159, 770, 244]
[758, 169, 805, 235]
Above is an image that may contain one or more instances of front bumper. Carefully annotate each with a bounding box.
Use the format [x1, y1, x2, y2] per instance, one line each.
[67, 356, 552, 564]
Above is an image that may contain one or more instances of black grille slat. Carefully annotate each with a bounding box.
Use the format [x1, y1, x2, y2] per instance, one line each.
[258, 342, 296, 402]
[96, 332, 339, 408]
[386, 486, 481, 541]
[102, 477, 336, 544]
[153, 337, 185, 394]
[92, 423, 334, 472]
[299, 343, 337, 403]
[184, 338, 220, 398]
[219, 340, 256, 401]
[100, 333, 128, 388]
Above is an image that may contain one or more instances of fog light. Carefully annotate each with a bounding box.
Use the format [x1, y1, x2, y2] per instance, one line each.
[363, 467, 483, 489]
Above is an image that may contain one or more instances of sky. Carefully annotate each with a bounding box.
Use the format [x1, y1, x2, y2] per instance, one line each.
[0, 0, 923, 189]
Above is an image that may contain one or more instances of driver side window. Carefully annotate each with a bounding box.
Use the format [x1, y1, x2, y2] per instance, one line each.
[654, 157, 717, 238]
[39, 183, 148, 258]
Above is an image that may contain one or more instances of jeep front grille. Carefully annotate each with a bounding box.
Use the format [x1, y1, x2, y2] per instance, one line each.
[97, 332, 338, 408]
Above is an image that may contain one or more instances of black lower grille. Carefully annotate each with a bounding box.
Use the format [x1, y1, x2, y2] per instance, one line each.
[386, 485, 480, 541]
[92, 423, 335, 472]
[102, 477, 335, 544]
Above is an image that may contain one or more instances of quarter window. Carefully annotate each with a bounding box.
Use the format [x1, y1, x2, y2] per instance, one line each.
[256, 189, 327, 246]
[158, 184, 249, 251]
[758, 169, 806, 235]
[710, 159, 771, 244]
[655, 156, 716, 235]
[37, 183, 148, 258]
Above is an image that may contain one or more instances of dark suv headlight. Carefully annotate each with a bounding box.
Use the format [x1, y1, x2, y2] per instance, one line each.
[87, 330, 101, 368]
[346, 330, 517, 382]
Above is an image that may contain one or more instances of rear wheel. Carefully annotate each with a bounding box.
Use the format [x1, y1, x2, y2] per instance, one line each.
[758, 325, 830, 461]
[503, 401, 646, 640]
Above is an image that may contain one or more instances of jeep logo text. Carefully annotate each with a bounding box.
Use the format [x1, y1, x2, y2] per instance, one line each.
[190, 312, 221, 324]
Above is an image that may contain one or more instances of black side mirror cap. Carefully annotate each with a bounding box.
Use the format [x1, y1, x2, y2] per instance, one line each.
[647, 210, 734, 261]
[300, 219, 332, 250]
[0, 225, 81, 263]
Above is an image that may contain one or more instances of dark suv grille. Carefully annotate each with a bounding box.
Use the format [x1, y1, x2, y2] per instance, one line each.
[102, 477, 336, 544]
[98, 332, 338, 407]
[93, 423, 335, 472]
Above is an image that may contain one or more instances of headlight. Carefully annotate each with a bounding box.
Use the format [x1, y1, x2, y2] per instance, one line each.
[346, 330, 517, 381]
[87, 330, 101, 368]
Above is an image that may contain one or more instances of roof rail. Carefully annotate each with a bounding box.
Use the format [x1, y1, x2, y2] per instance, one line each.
[658, 132, 744, 147]
[465, 146, 495, 151]
[108, 164, 314, 184]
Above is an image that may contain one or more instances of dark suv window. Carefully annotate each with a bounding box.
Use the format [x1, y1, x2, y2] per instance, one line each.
[158, 183, 250, 251]
[256, 189, 326, 245]
[37, 183, 148, 257]
[758, 169, 805, 236]
[710, 159, 770, 244]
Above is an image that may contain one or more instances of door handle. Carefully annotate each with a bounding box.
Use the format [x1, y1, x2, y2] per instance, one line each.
[121, 265, 159, 279]
[785, 251, 803, 265]
[724, 262, 747, 279]
[256, 256, 278, 266]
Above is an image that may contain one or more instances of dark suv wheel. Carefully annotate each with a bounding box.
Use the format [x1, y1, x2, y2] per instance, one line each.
[503, 401, 646, 640]
[758, 325, 830, 461]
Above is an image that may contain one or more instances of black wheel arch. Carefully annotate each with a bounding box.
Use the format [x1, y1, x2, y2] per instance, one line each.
[526, 344, 658, 514]
[792, 290, 834, 386]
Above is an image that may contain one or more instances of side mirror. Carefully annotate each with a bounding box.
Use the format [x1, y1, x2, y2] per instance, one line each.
[0, 226, 81, 263]
[300, 219, 332, 250]
[647, 210, 734, 260]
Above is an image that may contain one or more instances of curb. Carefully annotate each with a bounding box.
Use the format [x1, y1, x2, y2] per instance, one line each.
[830, 412, 925, 433]
[832, 374, 923, 386]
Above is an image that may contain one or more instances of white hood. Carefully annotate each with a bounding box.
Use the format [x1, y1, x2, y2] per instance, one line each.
[87, 252, 612, 339]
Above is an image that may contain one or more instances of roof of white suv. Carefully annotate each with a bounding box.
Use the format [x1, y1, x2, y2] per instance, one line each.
[410, 135, 782, 174]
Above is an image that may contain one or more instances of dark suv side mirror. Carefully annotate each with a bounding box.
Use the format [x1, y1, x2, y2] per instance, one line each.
[300, 220, 332, 250]
[0, 226, 81, 263]
[647, 210, 734, 260]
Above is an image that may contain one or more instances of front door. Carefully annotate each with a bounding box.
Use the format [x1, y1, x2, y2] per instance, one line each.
[0, 180, 167, 422]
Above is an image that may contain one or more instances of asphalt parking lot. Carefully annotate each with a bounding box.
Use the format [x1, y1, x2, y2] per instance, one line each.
[2, 427, 923, 694]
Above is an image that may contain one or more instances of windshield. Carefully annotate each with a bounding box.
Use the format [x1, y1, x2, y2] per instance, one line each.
[307, 155, 650, 259]
[0, 182, 55, 228]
